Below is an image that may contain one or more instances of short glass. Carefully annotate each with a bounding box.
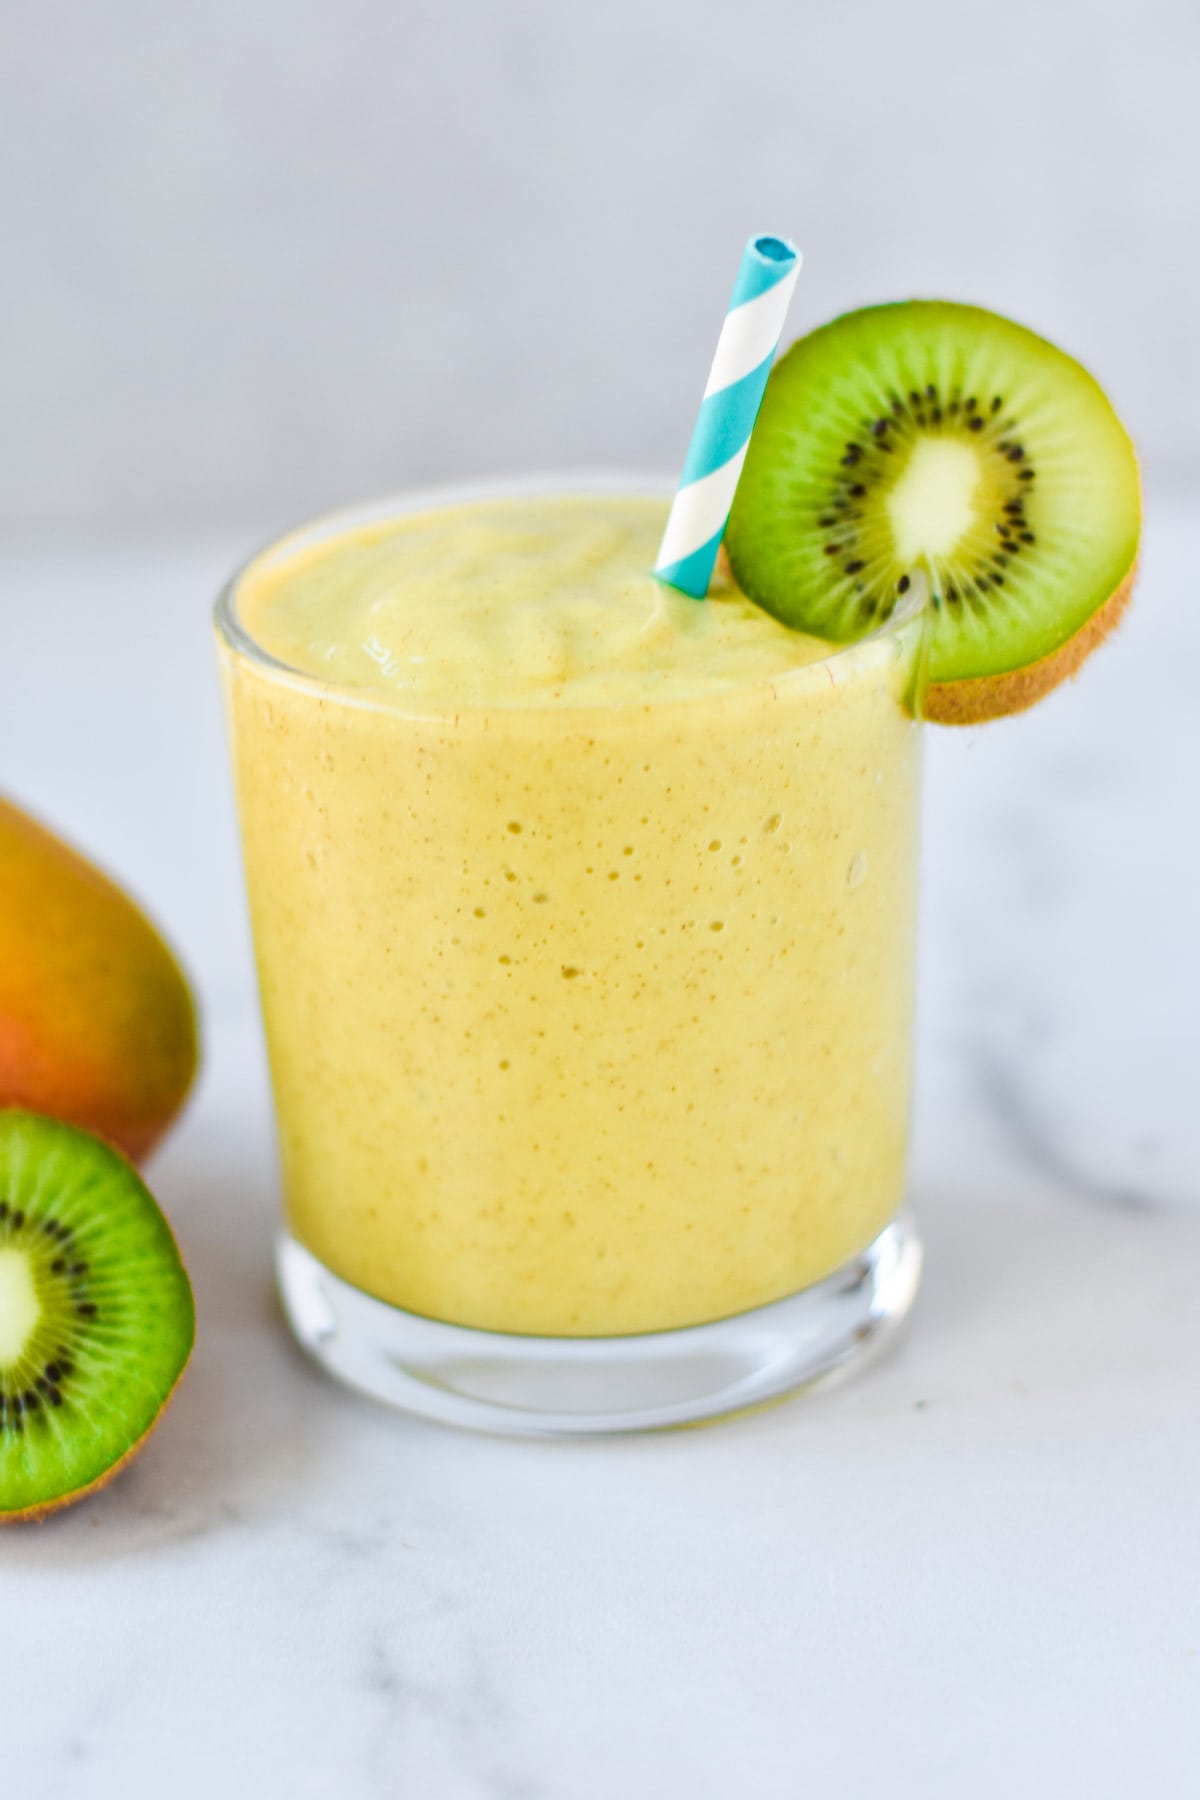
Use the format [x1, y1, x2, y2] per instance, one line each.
[215, 476, 927, 1434]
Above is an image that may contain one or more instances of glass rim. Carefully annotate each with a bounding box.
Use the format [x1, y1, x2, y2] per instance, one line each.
[214, 470, 929, 722]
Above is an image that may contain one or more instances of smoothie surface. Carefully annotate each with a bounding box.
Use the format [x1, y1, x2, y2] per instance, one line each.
[237, 494, 832, 705]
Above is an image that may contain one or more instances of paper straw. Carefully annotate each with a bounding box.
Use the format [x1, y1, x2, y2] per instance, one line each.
[655, 234, 801, 598]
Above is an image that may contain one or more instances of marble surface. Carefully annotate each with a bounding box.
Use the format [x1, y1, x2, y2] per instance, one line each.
[3, 495, 1199, 1798]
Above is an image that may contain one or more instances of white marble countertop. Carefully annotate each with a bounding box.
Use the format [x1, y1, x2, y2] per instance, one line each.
[3, 495, 1199, 1798]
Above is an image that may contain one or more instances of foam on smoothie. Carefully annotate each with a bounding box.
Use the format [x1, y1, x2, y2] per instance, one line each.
[238, 495, 829, 705]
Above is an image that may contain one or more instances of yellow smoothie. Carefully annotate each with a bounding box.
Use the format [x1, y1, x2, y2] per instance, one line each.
[219, 491, 924, 1336]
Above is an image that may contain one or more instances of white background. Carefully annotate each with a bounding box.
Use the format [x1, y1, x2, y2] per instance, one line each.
[1, 0, 1197, 536]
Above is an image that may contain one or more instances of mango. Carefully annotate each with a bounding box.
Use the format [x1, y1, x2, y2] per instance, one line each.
[0, 797, 197, 1163]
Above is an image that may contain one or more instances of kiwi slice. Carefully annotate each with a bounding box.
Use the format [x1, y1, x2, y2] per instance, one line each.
[725, 301, 1140, 723]
[0, 1110, 194, 1522]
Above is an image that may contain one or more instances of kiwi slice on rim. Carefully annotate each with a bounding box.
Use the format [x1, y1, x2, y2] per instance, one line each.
[725, 301, 1141, 723]
[0, 1110, 194, 1522]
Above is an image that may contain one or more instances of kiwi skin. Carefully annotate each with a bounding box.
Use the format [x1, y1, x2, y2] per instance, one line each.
[0, 1110, 195, 1525]
[725, 299, 1141, 726]
[920, 366, 1142, 724]
[2, 1379, 186, 1525]
[923, 556, 1139, 725]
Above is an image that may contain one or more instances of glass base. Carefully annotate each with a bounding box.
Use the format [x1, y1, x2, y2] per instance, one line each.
[276, 1215, 921, 1437]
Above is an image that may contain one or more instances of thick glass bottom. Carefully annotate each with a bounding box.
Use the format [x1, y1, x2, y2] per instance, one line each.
[276, 1214, 921, 1437]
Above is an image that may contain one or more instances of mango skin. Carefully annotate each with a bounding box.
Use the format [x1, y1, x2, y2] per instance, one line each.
[0, 798, 198, 1163]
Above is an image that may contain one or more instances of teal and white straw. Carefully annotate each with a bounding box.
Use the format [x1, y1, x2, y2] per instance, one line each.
[655, 234, 801, 598]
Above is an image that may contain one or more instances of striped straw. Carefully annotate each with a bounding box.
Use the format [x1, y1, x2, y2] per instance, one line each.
[655, 235, 801, 598]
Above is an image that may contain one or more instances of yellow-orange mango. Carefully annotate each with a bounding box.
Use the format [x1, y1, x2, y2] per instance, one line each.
[0, 797, 197, 1162]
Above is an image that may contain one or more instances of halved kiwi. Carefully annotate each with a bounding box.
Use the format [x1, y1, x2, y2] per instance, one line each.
[725, 301, 1141, 723]
[0, 1110, 194, 1522]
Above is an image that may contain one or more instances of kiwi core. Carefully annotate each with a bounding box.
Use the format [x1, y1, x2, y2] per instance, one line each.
[886, 437, 980, 565]
[0, 1250, 40, 1363]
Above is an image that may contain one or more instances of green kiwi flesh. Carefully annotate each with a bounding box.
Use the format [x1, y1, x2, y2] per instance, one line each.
[725, 301, 1141, 723]
[0, 1110, 194, 1522]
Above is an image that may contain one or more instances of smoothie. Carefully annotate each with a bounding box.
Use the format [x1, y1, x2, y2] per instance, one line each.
[219, 491, 924, 1336]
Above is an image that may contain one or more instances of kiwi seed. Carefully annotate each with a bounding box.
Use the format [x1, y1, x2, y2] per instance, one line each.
[725, 300, 1141, 724]
[0, 1110, 194, 1523]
